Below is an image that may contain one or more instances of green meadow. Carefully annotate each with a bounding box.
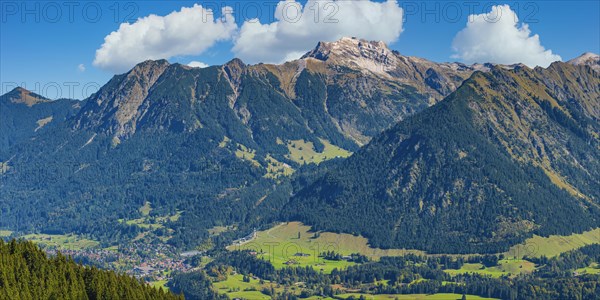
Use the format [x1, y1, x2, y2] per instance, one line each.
[228, 222, 424, 273]
[444, 259, 536, 278]
[286, 139, 352, 165]
[336, 293, 498, 300]
[505, 228, 600, 258]
[213, 274, 273, 300]
[21, 233, 99, 250]
[118, 202, 181, 232]
[575, 262, 600, 275]
[212, 274, 498, 300]
[150, 280, 169, 291]
[227, 223, 600, 280]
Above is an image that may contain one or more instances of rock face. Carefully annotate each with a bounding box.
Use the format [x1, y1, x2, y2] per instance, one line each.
[567, 52, 600, 71]
[301, 37, 480, 100]
[285, 62, 600, 254]
[73, 59, 171, 138]
[69, 38, 477, 149]
[302, 37, 400, 75]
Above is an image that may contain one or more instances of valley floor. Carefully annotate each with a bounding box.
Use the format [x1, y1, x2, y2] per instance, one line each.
[5, 222, 600, 299]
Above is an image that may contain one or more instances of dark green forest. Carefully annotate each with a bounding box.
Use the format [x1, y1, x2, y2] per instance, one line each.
[284, 66, 600, 254]
[0, 239, 181, 300]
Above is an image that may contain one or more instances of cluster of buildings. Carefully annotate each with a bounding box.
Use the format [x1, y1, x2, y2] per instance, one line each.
[45, 242, 196, 283]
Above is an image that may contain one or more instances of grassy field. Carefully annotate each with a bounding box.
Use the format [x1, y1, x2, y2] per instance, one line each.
[139, 201, 152, 216]
[336, 293, 498, 299]
[124, 218, 164, 229]
[576, 263, 600, 275]
[235, 144, 261, 168]
[22, 233, 99, 250]
[208, 225, 233, 236]
[114, 203, 182, 243]
[219, 136, 231, 148]
[0, 230, 13, 237]
[214, 274, 273, 300]
[286, 139, 352, 165]
[214, 274, 263, 291]
[505, 228, 600, 258]
[150, 280, 169, 291]
[118, 202, 181, 230]
[225, 137, 346, 177]
[226, 291, 271, 300]
[228, 222, 424, 273]
[233, 142, 294, 178]
[264, 154, 294, 178]
[213, 274, 498, 300]
[156, 211, 181, 223]
[444, 259, 535, 278]
[227, 222, 600, 275]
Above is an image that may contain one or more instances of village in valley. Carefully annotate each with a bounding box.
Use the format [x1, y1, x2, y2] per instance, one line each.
[40, 240, 196, 288]
[13, 202, 201, 289]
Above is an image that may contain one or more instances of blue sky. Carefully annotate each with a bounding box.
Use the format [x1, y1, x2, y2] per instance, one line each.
[1, 0, 598, 99]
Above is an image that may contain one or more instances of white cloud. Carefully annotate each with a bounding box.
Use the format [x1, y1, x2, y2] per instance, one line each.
[233, 0, 404, 64]
[93, 4, 236, 73]
[451, 4, 561, 68]
[77, 64, 85, 72]
[187, 61, 209, 68]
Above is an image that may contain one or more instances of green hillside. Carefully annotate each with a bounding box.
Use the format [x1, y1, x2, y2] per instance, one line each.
[0, 39, 473, 249]
[285, 63, 600, 254]
[0, 239, 181, 300]
[0, 87, 82, 154]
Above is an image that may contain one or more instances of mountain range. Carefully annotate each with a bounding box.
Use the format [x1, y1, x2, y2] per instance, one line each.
[1, 37, 598, 253]
[285, 61, 600, 253]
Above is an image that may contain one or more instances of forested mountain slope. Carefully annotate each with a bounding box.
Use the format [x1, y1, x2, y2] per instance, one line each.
[0, 239, 181, 299]
[285, 61, 600, 254]
[0, 38, 477, 248]
[0, 87, 83, 154]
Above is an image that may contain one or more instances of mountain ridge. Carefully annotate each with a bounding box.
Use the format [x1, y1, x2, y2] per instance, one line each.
[1, 87, 51, 106]
[567, 52, 600, 71]
[1, 38, 598, 252]
[283, 61, 600, 253]
[63, 38, 481, 149]
[0, 38, 476, 247]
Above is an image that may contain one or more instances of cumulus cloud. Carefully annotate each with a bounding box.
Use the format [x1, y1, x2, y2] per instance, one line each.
[451, 5, 561, 68]
[187, 61, 209, 68]
[93, 4, 236, 73]
[233, 0, 404, 64]
[77, 64, 85, 72]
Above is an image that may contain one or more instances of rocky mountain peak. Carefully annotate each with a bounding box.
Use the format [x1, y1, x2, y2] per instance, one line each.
[127, 59, 171, 82]
[73, 59, 171, 138]
[223, 58, 246, 80]
[301, 37, 399, 75]
[567, 52, 599, 71]
[222, 58, 246, 97]
[224, 58, 246, 69]
[1, 87, 50, 107]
